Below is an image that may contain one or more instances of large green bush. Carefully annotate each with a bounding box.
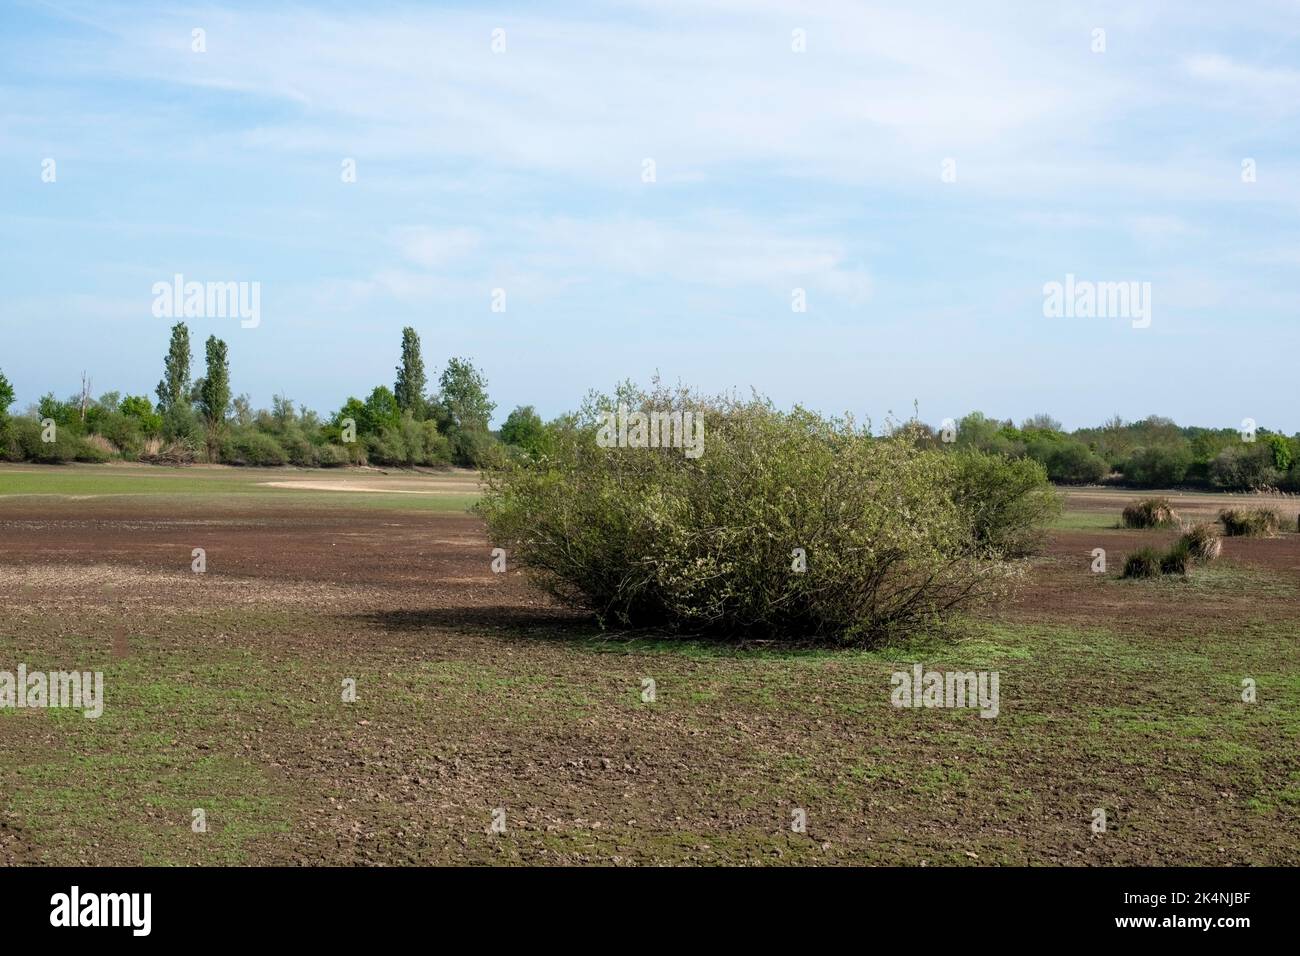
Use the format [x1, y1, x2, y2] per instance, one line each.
[478, 387, 1050, 644]
[949, 451, 1061, 557]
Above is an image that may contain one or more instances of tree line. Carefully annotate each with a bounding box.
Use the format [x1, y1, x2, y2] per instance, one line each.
[0, 346, 1296, 491]
[0, 324, 544, 469]
[912, 411, 1300, 493]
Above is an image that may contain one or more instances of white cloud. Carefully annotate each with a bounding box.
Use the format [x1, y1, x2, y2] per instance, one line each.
[392, 227, 480, 268]
[34, 1, 1134, 191]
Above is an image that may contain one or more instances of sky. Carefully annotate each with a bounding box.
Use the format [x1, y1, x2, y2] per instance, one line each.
[2, 0, 1298, 431]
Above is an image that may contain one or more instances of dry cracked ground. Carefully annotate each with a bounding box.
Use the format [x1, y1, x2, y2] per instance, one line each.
[0, 464, 1297, 865]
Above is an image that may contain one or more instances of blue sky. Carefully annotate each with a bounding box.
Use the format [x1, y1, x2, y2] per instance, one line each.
[2, 0, 1298, 430]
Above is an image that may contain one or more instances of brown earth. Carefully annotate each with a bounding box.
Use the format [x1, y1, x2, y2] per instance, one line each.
[1, 489, 1297, 866]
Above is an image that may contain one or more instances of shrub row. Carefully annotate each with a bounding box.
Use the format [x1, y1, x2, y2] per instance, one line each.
[0, 415, 465, 469]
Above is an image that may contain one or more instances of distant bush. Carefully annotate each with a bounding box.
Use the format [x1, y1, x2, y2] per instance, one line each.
[401, 417, 453, 466]
[1121, 547, 1163, 579]
[478, 386, 1044, 644]
[499, 405, 547, 458]
[955, 412, 1026, 458]
[276, 429, 318, 467]
[11, 417, 80, 462]
[1219, 507, 1281, 538]
[75, 435, 115, 462]
[1210, 444, 1282, 491]
[1122, 445, 1192, 487]
[367, 416, 453, 467]
[223, 429, 289, 466]
[1038, 441, 1109, 484]
[447, 426, 497, 468]
[1122, 497, 1179, 528]
[366, 426, 406, 465]
[94, 411, 145, 458]
[161, 404, 204, 446]
[314, 443, 351, 467]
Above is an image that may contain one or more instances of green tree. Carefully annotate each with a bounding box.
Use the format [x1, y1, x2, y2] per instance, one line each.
[231, 394, 254, 427]
[955, 411, 1024, 458]
[271, 393, 296, 428]
[437, 358, 495, 431]
[1262, 433, 1293, 473]
[394, 326, 427, 418]
[332, 397, 368, 432]
[119, 395, 163, 436]
[500, 405, 546, 456]
[38, 393, 80, 430]
[155, 322, 192, 412]
[364, 386, 402, 434]
[197, 338, 233, 463]
[436, 357, 497, 466]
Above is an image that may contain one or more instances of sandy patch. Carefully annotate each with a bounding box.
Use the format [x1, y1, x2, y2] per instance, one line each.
[259, 480, 477, 495]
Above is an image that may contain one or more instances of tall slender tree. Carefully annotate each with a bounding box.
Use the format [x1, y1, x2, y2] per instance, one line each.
[155, 322, 192, 411]
[198, 336, 231, 427]
[394, 326, 427, 418]
[197, 335, 230, 462]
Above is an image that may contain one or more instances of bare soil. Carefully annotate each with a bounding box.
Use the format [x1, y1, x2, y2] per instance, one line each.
[1, 484, 1297, 866]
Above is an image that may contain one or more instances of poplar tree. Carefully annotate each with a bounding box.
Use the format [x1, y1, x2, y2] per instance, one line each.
[155, 322, 192, 411]
[394, 326, 427, 418]
[198, 336, 231, 426]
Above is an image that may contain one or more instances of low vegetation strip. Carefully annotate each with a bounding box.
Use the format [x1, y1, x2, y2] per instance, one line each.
[3, 331, 1300, 496]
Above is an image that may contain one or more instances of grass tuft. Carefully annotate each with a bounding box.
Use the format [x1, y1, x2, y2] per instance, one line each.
[1121, 547, 1163, 579]
[1122, 497, 1179, 529]
[1219, 507, 1281, 538]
